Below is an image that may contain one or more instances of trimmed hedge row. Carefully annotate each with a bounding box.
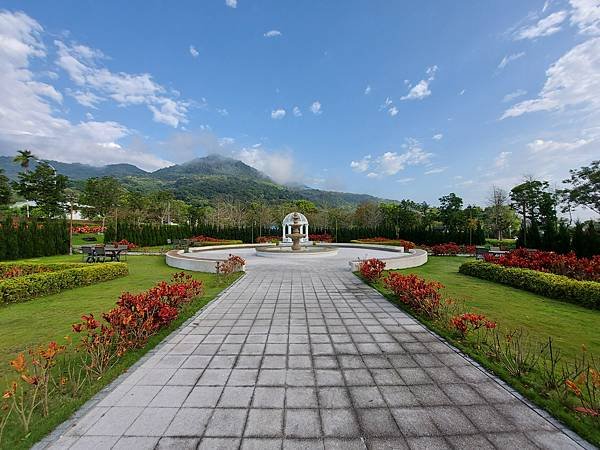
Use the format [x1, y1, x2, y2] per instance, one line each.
[0, 262, 129, 305]
[0, 262, 87, 277]
[459, 260, 600, 310]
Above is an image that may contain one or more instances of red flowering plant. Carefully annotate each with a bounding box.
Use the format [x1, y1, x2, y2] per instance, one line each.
[430, 242, 461, 255]
[217, 254, 246, 277]
[72, 314, 119, 379]
[71, 225, 106, 234]
[190, 235, 226, 243]
[485, 248, 600, 282]
[450, 313, 496, 338]
[103, 273, 203, 351]
[383, 273, 444, 319]
[113, 239, 137, 249]
[358, 258, 386, 282]
[256, 235, 280, 243]
[355, 238, 416, 251]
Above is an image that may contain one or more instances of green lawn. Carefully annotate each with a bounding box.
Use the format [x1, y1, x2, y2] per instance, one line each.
[393, 256, 600, 358]
[0, 254, 231, 380]
[0, 254, 239, 448]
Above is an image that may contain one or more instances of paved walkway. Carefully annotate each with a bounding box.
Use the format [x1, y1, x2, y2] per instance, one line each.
[40, 251, 591, 449]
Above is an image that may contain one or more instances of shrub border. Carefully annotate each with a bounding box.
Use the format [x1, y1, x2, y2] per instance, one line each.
[459, 260, 600, 310]
[0, 262, 129, 305]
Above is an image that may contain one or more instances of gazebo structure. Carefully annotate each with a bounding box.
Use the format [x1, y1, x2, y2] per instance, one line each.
[282, 212, 309, 244]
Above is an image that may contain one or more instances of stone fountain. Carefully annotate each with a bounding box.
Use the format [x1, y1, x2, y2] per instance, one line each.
[286, 212, 306, 251]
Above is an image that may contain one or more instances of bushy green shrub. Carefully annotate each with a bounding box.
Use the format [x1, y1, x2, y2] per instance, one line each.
[0, 263, 129, 305]
[459, 260, 600, 310]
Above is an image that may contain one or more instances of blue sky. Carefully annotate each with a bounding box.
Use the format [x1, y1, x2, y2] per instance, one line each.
[0, 0, 599, 207]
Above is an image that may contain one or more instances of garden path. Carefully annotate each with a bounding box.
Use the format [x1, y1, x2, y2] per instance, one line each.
[38, 252, 591, 449]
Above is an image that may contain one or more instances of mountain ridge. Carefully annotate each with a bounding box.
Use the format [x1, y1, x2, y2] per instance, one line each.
[0, 154, 384, 207]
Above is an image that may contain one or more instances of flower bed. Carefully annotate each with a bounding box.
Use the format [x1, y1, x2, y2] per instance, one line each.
[70, 225, 106, 234]
[1, 274, 203, 445]
[421, 242, 476, 255]
[0, 262, 129, 305]
[359, 266, 600, 444]
[189, 235, 243, 246]
[460, 260, 600, 310]
[352, 238, 415, 251]
[256, 236, 280, 244]
[113, 239, 137, 249]
[485, 248, 600, 282]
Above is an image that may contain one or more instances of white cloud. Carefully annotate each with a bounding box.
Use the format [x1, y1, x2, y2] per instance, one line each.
[502, 89, 527, 103]
[218, 137, 235, 146]
[68, 90, 102, 108]
[310, 101, 322, 115]
[216, 108, 229, 116]
[498, 52, 525, 69]
[0, 10, 171, 171]
[502, 38, 600, 118]
[494, 151, 512, 168]
[355, 140, 433, 178]
[401, 65, 437, 100]
[424, 167, 447, 175]
[527, 138, 590, 152]
[271, 108, 286, 119]
[225, 0, 237, 8]
[388, 106, 399, 116]
[263, 30, 281, 38]
[350, 155, 371, 173]
[459, 89, 466, 95]
[364, 85, 371, 95]
[237, 146, 301, 184]
[396, 177, 415, 184]
[292, 106, 302, 117]
[432, 133, 443, 140]
[55, 40, 189, 127]
[515, 11, 567, 39]
[189, 45, 199, 58]
[569, 0, 600, 35]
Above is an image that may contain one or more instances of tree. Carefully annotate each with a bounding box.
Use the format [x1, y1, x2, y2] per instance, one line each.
[561, 160, 600, 215]
[438, 193, 464, 233]
[13, 150, 35, 217]
[485, 186, 513, 240]
[81, 177, 126, 229]
[13, 161, 68, 218]
[510, 179, 549, 247]
[0, 168, 12, 207]
[354, 202, 382, 228]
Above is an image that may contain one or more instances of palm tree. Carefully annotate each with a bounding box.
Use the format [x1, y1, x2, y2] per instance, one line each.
[13, 150, 35, 217]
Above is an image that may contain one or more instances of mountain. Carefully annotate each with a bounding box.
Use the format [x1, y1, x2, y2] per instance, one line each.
[0, 154, 384, 207]
[0, 156, 146, 180]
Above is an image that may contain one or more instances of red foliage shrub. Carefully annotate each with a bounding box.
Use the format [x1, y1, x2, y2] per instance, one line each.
[464, 245, 477, 255]
[359, 258, 386, 282]
[217, 254, 246, 276]
[256, 235, 280, 243]
[113, 239, 137, 249]
[430, 242, 461, 255]
[73, 273, 203, 359]
[308, 234, 333, 242]
[383, 273, 444, 318]
[450, 313, 496, 337]
[190, 235, 229, 243]
[356, 238, 416, 251]
[71, 225, 106, 234]
[485, 248, 600, 282]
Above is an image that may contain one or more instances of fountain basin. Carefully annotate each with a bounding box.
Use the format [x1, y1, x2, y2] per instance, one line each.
[255, 245, 339, 258]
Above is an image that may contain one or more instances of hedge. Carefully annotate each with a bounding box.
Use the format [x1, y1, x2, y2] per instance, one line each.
[459, 260, 600, 310]
[0, 262, 129, 305]
[0, 218, 69, 261]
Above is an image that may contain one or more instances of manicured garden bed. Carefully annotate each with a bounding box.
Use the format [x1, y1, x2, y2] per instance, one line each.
[357, 256, 600, 446]
[0, 255, 240, 449]
[460, 260, 600, 309]
[0, 262, 128, 305]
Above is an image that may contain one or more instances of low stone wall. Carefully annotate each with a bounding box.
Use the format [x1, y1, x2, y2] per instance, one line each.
[166, 243, 427, 273]
[347, 248, 428, 271]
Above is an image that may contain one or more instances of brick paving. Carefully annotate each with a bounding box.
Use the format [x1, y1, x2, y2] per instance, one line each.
[39, 254, 592, 449]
